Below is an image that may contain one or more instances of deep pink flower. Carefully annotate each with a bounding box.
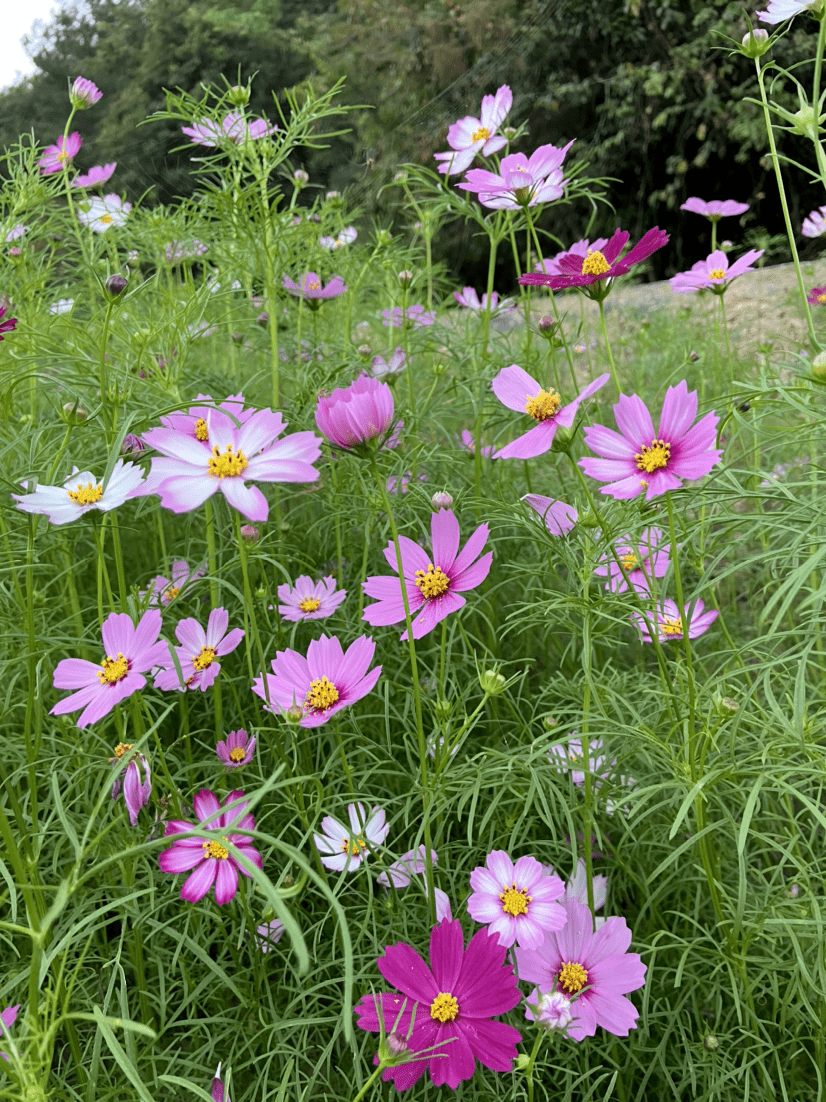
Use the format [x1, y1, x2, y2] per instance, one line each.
[251, 634, 381, 728]
[535, 238, 609, 277]
[355, 918, 522, 1090]
[631, 598, 718, 643]
[159, 789, 262, 905]
[515, 897, 646, 1041]
[362, 508, 492, 641]
[520, 227, 669, 294]
[492, 365, 609, 459]
[468, 850, 566, 949]
[680, 197, 749, 219]
[382, 305, 435, 328]
[50, 610, 168, 728]
[182, 111, 277, 146]
[808, 285, 826, 304]
[1, 1005, 19, 1062]
[282, 272, 347, 299]
[211, 1062, 229, 1102]
[433, 84, 512, 176]
[277, 575, 346, 621]
[140, 559, 206, 607]
[314, 803, 389, 871]
[377, 846, 438, 889]
[522, 495, 578, 536]
[153, 608, 244, 692]
[669, 248, 763, 293]
[315, 375, 395, 450]
[802, 205, 826, 237]
[0, 301, 17, 340]
[39, 132, 82, 174]
[459, 142, 573, 209]
[454, 287, 514, 312]
[110, 746, 151, 826]
[70, 76, 102, 108]
[216, 728, 256, 767]
[580, 380, 722, 500]
[593, 527, 670, 594]
[371, 347, 407, 377]
[72, 163, 116, 188]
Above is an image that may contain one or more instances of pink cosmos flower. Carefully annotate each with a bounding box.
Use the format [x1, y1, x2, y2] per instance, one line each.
[563, 858, 608, 915]
[434, 889, 453, 922]
[459, 141, 573, 209]
[433, 84, 513, 176]
[256, 920, 285, 952]
[580, 380, 722, 501]
[371, 347, 407, 377]
[803, 205, 826, 237]
[165, 240, 208, 263]
[492, 365, 610, 459]
[5, 224, 26, 242]
[110, 745, 151, 826]
[377, 846, 438, 889]
[282, 272, 347, 299]
[757, 0, 821, 23]
[72, 162, 116, 188]
[51, 610, 168, 728]
[593, 527, 670, 594]
[137, 407, 320, 522]
[548, 735, 614, 786]
[70, 76, 102, 108]
[315, 375, 395, 451]
[457, 429, 494, 457]
[216, 728, 256, 768]
[355, 918, 523, 1090]
[453, 287, 514, 312]
[141, 559, 206, 606]
[522, 495, 578, 536]
[808, 285, 826, 304]
[252, 634, 381, 728]
[669, 248, 763, 293]
[535, 237, 609, 276]
[514, 897, 647, 1041]
[1, 1005, 19, 1062]
[39, 132, 82, 174]
[520, 227, 669, 294]
[181, 111, 277, 146]
[320, 226, 357, 249]
[314, 803, 389, 871]
[680, 197, 749, 219]
[0, 301, 17, 340]
[12, 459, 144, 524]
[153, 608, 244, 692]
[362, 508, 492, 641]
[155, 393, 258, 445]
[631, 598, 718, 643]
[277, 575, 346, 621]
[158, 789, 262, 905]
[468, 850, 566, 949]
[382, 305, 435, 328]
[77, 194, 132, 232]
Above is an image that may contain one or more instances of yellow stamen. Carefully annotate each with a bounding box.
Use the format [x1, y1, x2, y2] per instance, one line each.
[203, 839, 229, 860]
[163, 586, 180, 602]
[414, 563, 450, 599]
[558, 961, 588, 994]
[471, 125, 490, 143]
[208, 445, 248, 479]
[229, 746, 247, 763]
[304, 675, 339, 712]
[818, 294, 826, 304]
[582, 249, 610, 276]
[193, 645, 215, 671]
[430, 992, 459, 1023]
[308, 280, 321, 291]
[97, 653, 129, 685]
[299, 596, 322, 613]
[708, 267, 726, 280]
[340, 835, 367, 856]
[99, 213, 113, 225]
[56, 151, 70, 164]
[661, 616, 684, 636]
[499, 883, 532, 917]
[112, 742, 133, 759]
[194, 417, 209, 441]
[524, 388, 561, 421]
[620, 553, 638, 572]
[68, 481, 103, 505]
[634, 438, 671, 473]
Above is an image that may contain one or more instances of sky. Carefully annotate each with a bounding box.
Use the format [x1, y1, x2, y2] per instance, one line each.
[0, 2, 60, 92]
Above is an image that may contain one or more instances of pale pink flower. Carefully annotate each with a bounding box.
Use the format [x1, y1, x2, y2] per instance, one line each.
[669, 249, 763, 293]
[70, 76, 102, 108]
[282, 272, 347, 299]
[522, 495, 578, 536]
[757, 0, 822, 23]
[255, 920, 285, 952]
[802, 204, 826, 237]
[381, 305, 435, 328]
[680, 197, 749, 219]
[76, 194, 131, 233]
[314, 803, 389, 871]
[457, 429, 494, 457]
[72, 163, 116, 188]
[376, 846, 438, 888]
[39, 132, 82, 174]
[454, 287, 514, 312]
[277, 575, 346, 621]
[459, 142, 573, 209]
[593, 527, 670, 594]
[548, 735, 614, 786]
[370, 347, 407, 377]
[434, 84, 513, 176]
[1, 1005, 19, 1062]
[12, 460, 145, 525]
[182, 111, 277, 146]
[140, 559, 206, 606]
[153, 608, 244, 692]
[320, 226, 357, 249]
[468, 850, 566, 949]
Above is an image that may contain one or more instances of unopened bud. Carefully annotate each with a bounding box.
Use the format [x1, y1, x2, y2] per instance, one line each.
[543, 714, 558, 728]
[740, 28, 770, 58]
[704, 1034, 719, 1052]
[285, 704, 304, 724]
[397, 270, 413, 287]
[688, 350, 700, 362]
[293, 168, 309, 187]
[375, 229, 393, 247]
[578, 511, 601, 528]
[712, 692, 739, 716]
[240, 524, 259, 542]
[502, 126, 517, 140]
[227, 84, 250, 106]
[120, 433, 145, 455]
[62, 401, 88, 424]
[550, 424, 577, 453]
[812, 350, 826, 382]
[433, 698, 452, 720]
[431, 491, 453, 509]
[357, 343, 372, 358]
[479, 669, 506, 695]
[792, 105, 820, 140]
[70, 76, 102, 110]
[385, 1033, 408, 1055]
[325, 190, 341, 201]
[532, 990, 573, 1032]
[104, 273, 128, 298]
[515, 1054, 531, 1071]
[538, 316, 557, 338]
[231, 331, 244, 344]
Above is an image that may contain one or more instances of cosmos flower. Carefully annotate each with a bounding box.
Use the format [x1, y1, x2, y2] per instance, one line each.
[458, 141, 573, 209]
[153, 608, 244, 692]
[0, 301, 17, 340]
[211, 1062, 229, 1102]
[381, 305, 436, 328]
[39, 132, 82, 174]
[453, 287, 514, 312]
[315, 375, 395, 450]
[593, 527, 670, 594]
[757, 0, 823, 24]
[181, 111, 277, 146]
[522, 495, 578, 536]
[808, 285, 826, 304]
[354, 918, 523, 1089]
[110, 744, 151, 826]
[467, 850, 566, 949]
[70, 76, 102, 108]
[433, 84, 513, 176]
[680, 197, 749, 219]
[50, 610, 168, 728]
[320, 226, 357, 249]
[314, 803, 389, 871]
[76, 194, 132, 233]
[547, 734, 615, 785]
[802, 204, 826, 237]
[1, 1005, 19, 1062]
[669, 248, 763, 293]
[579, 380, 722, 500]
[12, 459, 145, 525]
[282, 272, 347, 299]
[377, 846, 438, 889]
[371, 348, 408, 377]
[362, 508, 492, 641]
[140, 559, 206, 607]
[216, 729, 256, 768]
[165, 240, 208, 263]
[535, 238, 609, 277]
[255, 920, 285, 952]
[277, 575, 347, 621]
[158, 789, 262, 905]
[631, 598, 719, 643]
[5, 224, 26, 243]
[252, 634, 381, 728]
[457, 429, 494, 457]
[491, 365, 609, 459]
[72, 163, 117, 188]
[520, 227, 669, 294]
[49, 298, 74, 315]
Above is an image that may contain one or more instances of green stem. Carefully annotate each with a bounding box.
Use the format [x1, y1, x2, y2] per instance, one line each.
[597, 298, 619, 390]
[350, 1062, 384, 1102]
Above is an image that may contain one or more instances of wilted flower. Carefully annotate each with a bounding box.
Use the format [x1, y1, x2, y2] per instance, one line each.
[434, 84, 513, 176]
[72, 163, 117, 188]
[669, 249, 763, 293]
[459, 142, 573, 209]
[216, 729, 256, 768]
[110, 744, 151, 826]
[315, 375, 395, 450]
[631, 598, 719, 643]
[70, 76, 102, 108]
[808, 285, 826, 305]
[371, 347, 407, 377]
[680, 197, 750, 219]
[314, 803, 389, 871]
[39, 132, 82, 174]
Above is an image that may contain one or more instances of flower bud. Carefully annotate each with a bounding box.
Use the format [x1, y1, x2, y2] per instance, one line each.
[433, 698, 452, 720]
[740, 28, 770, 58]
[792, 105, 820, 140]
[479, 669, 506, 695]
[231, 331, 244, 344]
[502, 126, 517, 139]
[811, 350, 826, 382]
[431, 491, 453, 509]
[704, 1034, 719, 1052]
[688, 350, 700, 363]
[240, 524, 259, 542]
[227, 84, 250, 106]
[550, 424, 577, 453]
[397, 270, 413, 288]
[537, 316, 557, 339]
[293, 168, 309, 187]
[325, 190, 341, 201]
[70, 76, 102, 109]
[62, 401, 88, 424]
[375, 228, 393, 247]
[357, 343, 372, 359]
[104, 273, 128, 299]
[712, 691, 738, 716]
[531, 990, 573, 1032]
[787, 882, 800, 898]
[120, 433, 145, 456]
[285, 704, 304, 724]
[515, 1054, 531, 1071]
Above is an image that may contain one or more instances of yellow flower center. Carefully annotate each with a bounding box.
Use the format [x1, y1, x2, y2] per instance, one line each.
[203, 838, 229, 860]
[581, 250, 611, 276]
[163, 586, 180, 602]
[471, 125, 490, 143]
[708, 267, 726, 280]
[635, 438, 671, 473]
[99, 213, 113, 225]
[194, 417, 209, 441]
[68, 481, 103, 505]
[308, 280, 321, 291]
[340, 835, 367, 856]
[620, 553, 638, 572]
[299, 596, 322, 613]
[524, 388, 561, 421]
[499, 883, 532, 917]
[208, 445, 248, 478]
[818, 294, 826, 304]
[113, 742, 133, 759]
[415, 563, 450, 599]
[558, 961, 588, 995]
[229, 746, 247, 763]
[430, 992, 459, 1023]
[97, 653, 129, 685]
[193, 645, 216, 671]
[661, 616, 684, 636]
[304, 675, 340, 712]
[57, 151, 70, 164]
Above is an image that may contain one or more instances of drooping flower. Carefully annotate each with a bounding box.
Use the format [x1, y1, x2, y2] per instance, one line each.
[433, 84, 513, 176]
[315, 375, 395, 450]
[467, 850, 566, 950]
[153, 608, 244, 693]
[514, 897, 647, 1041]
[1, 1005, 19, 1062]
[453, 287, 515, 313]
[216, 728, 256, 768]
[70, 76, 102, 108]
[158, 788, 262, 905]
[282, 272, 347, 300]
[50, 610, 168, 728]
[522, 495, 578, 536]
[252, 634, 381, 728]
[680, 197, 749, 220]
[547, 734, 615, 785]
[520, 227, 669, 295]
[362, 508, 492, 641]
[314, 803, 389, 871]
[377, 846, 438, 889]
[458, 141, 573, 209]
[371, 347, 408, 377]
[277, 575, 347, 621]
[355, 918, 523, 1089]
[181, 111, 277, 146]
[39, 132, 82, 174]
[491, 365, 609, 459]
[320, 226, 357, 249]
[110, 743, 151, 826]
[593, 527, 670, 594]
[535, 238, 609, 277]
[76, 194, 132, 233]
[802, 205, 826, 237]
[579, 380, 722, 500]
[12, 459, 145, 525]
[72, 163, 117, 188]
[631, 598, 718, 643]
[0, 301, 17, 340]
[669, 248, 763, 294]
[757, 0, 823, 24]
[381, 305, 436, 328]
[140, 559, 206, 607]
[809, 285, 826, 304]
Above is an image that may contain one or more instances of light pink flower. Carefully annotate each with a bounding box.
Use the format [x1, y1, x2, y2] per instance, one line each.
[370, 347, 407, 377]
[535, 238, 609, 276]
[216, 729, 256, 767]
[362, 508, 492, 641]
[182, 111, 277, 146]
[70, 76, 102, 108]
[314, 803, 389, 871]
[165, 240, 208, 263]
[255, 920, 285, 952]
[548, 735, 614, 786]
[757, 0, 822, 23]
[492, 365, 609, 459]
[434, 84, 513, 176]
[580, 380, 722, 500]
[453, 287, 514, 312]
[802, 204, 826, 237]
[377, 846, 438, 888]
[468, 850, 566, 949]
[593, 527, 670, 594]
[315, 375, 395, 450]
[631, 598, 718, 643]
[522, 495, 578, 536]
[77, 194, 131, 233]
[457, 429, 494, 457]
[459, 142, 573, 209]
[39, 132, 82, 174]
[110, 746, 151, 826]
[520, 226, 669, 294]
[680, 197, 749, 219]
[72, 163, 117, 188]
[320, 226, 357, 249]
[434, 889, 453, 922]
[140, 559, 206, 606]
[12, 460, 145, 524]
[669, 248, 763, 293]
[1, 1005, 19, 1062]
[525, 990, 573, 1032]
[277, 575, 346, 621]
[381, 305, 435, 328]
[282, 272, 347, 299]
[153, 608, 244, 692]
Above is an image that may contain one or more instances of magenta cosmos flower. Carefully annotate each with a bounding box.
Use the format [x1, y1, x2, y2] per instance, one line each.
[515, 897, 646, 1041]
[138, 408, 320, 522]
[252, 634, 381, 728]
[140, 558, 205, 606]
[182, 111, 277, 146]
[362, 508, 492, 641]
[282, 272, 347, 300]
[491, 365, 610, 459]
[454, 287, 514, 313]
[757, 0, 822, 23]
[314, 803, 389, 871]
[669, 248, 763, 294]
[593, 527, 670, 594]
[433, 84, 512, 176]
[159, 789, 262, 905]
[315, 375, 395, 450]
[631, 598, 718, 643]
[580, 380, 722, 501]
[520, 227, 669, 294]
[355, 918, 522, 1090]
[680, 197, 749, 220]
[381, 304, 435, 328]
[72, 163, 116, 188]
[536, 237, 609, 277]
[468, 851, 566, 949]
[522, 495, 578, 536]
[808, 285, 826, 304]
[459, 141, 573, 209]
[154, 608, 244, 692]
[377, 845, 438, 889]
[216, 728, 256, 767]
[802, 205, 826, 237]
[39, 132, 82, 174]
[110, 744, 151, 826]
[12, 459, 145, 525]
[277, 575, 346, 621]
[0, 301, 17, 340]
[70, 76, 102, 108]
[1, 1005, 19, 1061]
[51, 610, 168, 728]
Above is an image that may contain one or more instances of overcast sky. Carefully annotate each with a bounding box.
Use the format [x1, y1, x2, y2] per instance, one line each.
[0, 2, 59, 92]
